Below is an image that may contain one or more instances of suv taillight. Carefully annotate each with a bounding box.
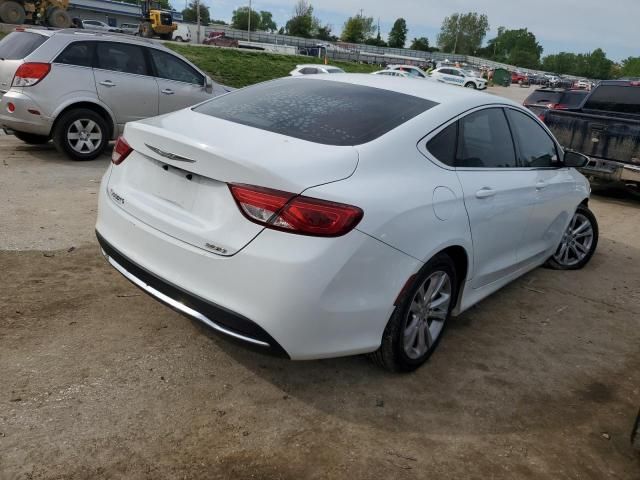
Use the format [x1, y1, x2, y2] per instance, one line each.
[111, 136, 133, 165]
[12, 63, 51, 87]
[229, 184, 363, 237]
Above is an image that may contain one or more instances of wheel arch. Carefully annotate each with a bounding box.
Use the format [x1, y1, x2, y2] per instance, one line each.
[52, 101, 117, 140]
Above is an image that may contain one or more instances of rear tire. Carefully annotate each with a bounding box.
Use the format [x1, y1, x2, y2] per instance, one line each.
[13, 131, 49, 145]
[46, 7, 71, 28]
[53, 108, 109, 161]
[174, 36, 183, 42]
[159, 32, 172, 40]
[545, 205, 598, 270]
[464, 82, 476, 89]
[369, 253, 458, 372]
[0, 1, 25, 24]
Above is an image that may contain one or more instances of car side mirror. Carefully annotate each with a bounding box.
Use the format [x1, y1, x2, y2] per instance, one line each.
[204, 77, 213, 94]
[563, 150, 589, 168]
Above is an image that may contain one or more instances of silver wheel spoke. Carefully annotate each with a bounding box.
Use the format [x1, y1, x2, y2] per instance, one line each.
[404, 318, 419, 350]
[574, 241, 589, 254]
[430, 273, 447, 299]
[430, 309, 447, 320]
[67, 133, 80, 140]
[416, 323, 427, 353]
[89, 133, 101, 140]
[85, 120, 96, 132]
[573, 221, 589, 235]
[73, 120, 84, 131]
[430, 292, 450, 310]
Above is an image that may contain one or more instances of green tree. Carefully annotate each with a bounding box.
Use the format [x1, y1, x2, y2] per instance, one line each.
[231, 6, 260, 31]
[341, 13, 375, 43]
[181, 0, 209, 25]
[259, 11, 277, 32]
[387, 18, 408, 48]
[482, 28, 543, 68]
[210, 19, 227, 25]
[541, 48, 614, 79]
[365, 23, 387, 47]
[410, 37, 433, 52]
[285, 0, 319, 38]
[621, 57, 640, 77]
[316, 24, 336, 41]
[437, 12, 489, 55]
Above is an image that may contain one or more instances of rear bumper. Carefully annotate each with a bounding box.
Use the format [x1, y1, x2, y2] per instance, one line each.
[581, 157, 640, 184]
[96, 168, 421, 360]
[0, 90, 53, 136]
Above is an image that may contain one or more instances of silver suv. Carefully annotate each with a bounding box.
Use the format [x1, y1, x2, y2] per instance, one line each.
[0, 29, 228, 160]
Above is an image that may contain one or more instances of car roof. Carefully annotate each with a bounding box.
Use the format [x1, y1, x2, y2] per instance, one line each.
[22, 27, 160, 47]
[296, 64, 340, 69]
[294, 74, 517, 109]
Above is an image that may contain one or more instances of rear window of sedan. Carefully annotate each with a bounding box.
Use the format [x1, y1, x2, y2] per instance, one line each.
[193, 78, 437, 146]
[0, 32, 48, 60]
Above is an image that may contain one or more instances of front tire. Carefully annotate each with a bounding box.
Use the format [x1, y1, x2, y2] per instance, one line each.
[53, 108, 109, 161]
[13, 131, 49, 145]
[545, 205, 598, 270]
[464, 82, 477, 89]
[174, 36, 183, 42]
[370, 254, 458, 372]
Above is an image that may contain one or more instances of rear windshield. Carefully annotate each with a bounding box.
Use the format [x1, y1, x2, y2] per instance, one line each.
[193, 78, 437, 146]
[524, 90, 563, 105]
[560, 90, 588, 107]
[0, 32, 47, 60]
[326, 68, 344, 74]
[584, 85, 640, 114]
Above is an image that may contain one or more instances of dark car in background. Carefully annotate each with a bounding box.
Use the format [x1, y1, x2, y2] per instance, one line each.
[523, 88, 589, 120]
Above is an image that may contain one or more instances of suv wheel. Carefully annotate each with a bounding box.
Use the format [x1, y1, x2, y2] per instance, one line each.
[53, 109, 109, 161]
[13, 131, 49, 145]
[545, 205, 599, 270]
[369, 253, 458, 372]
[464, 82, 476, 89]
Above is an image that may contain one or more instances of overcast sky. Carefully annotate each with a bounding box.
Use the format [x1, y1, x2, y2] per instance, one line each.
[198, 0, 639, 61]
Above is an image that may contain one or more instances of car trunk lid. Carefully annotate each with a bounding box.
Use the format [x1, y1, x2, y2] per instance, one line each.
[106, 109, 359, 256]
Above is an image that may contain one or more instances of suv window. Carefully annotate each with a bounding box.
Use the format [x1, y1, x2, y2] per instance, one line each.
[506, 109, 558, 168]
[193, 78, 438, 146]
[427, 122, 458, 166]
[457, 108, 516, 168]
[300, 67, 318, 74]
[584, 85, 640, 114]
[0, 32, 47, 60]
[54, 41, 95, 68]
[96, 42, 148, 76]
[149, 48, 203, 84]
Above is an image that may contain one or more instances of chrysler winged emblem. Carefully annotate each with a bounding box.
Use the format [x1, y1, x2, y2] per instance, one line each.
[145, 144, 195, 163]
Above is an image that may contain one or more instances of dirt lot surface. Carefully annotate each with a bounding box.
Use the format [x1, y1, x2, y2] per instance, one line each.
[1, 125, 640, 479]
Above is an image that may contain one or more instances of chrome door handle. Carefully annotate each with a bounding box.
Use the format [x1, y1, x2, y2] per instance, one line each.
[99, 80, 116, 87]
[536, 181, 548, 190]
[161, 88, 175, 95]
[475, 188, 496, 199]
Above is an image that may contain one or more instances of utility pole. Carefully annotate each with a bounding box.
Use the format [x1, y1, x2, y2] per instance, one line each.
[452, 15, 459, 54]
[247, 0, 252, 42]
[196, 0, 200, 44]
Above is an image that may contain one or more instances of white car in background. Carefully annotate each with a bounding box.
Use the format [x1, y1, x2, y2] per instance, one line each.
[372, 70, 410, 77]
[430, 67, 487, 90]
[97, 74, 598, 372]
[387, 64, 429, 79]
[173, 23, 191, 42]
[82, 20, 122, 33]
[289, 64, 345, 76]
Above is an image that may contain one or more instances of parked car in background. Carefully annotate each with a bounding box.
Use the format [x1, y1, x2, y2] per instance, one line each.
[573, 79, 591, 89]
[544, 80, 640, 193]
[544, 74, 561, 87]
[386, 64, 429, 79]
[430, 67, 487, 90]
[96, 74, 597, 372]
[372, 70, 410, 77]
[523, 88, 589, 120]
[202, 32, 239, 47]
[119, 23, 139, 35]
[173, 23, 191, 42]
[289, 64, 345, 76]
[82, 20, 122, 33]
[511, 71, 527, 84]
[0, 29, 230, 161]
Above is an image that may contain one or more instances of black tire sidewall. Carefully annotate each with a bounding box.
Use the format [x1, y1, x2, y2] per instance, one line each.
[54, 109, 109, 161]
[390, 255, 458, 371]
[465, 82, 476, 89]
[0, 1, 25, 23]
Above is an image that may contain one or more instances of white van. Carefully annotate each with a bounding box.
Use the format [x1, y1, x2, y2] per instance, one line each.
[173, 23, 191, 42]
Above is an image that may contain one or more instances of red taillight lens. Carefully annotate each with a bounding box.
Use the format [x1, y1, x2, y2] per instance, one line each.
[547, 103, 569, 110]
[229, 184, 363, 237]
[12, 63, 51, 87]
[111, 136, 133, 165]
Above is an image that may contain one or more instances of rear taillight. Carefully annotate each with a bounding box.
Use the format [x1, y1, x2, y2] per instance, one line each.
[12, 63, 51, 87]
[111, 136, 132, 165]
[229, 184, 363, 237]
[547, 103, 569, 110]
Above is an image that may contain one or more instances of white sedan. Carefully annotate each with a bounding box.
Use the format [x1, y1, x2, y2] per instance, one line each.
[289, 64, 345, 76]
[430, 67, 487, 89]
[372, 70, 410, 77]
[97, 75, 598, 372]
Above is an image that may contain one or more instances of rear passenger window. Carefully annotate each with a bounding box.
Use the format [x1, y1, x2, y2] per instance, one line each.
[149, 49, 203, 84]
[427, 122, 457, 166]
[96, 42, 148, 76]
[0, 32, 47, 60]
[457, 109, 516, 168]
[506, 109, 558, 168]
[54, 42, 94, 67]
[300, 67, 318, 74]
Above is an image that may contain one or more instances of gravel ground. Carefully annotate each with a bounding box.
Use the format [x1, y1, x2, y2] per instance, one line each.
[1, 98, 639, 479]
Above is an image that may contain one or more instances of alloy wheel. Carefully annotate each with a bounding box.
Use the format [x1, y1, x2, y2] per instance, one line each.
[403, 271, 452, 359]
[553, 212, 594, 267]
[67, 119, 103, 154]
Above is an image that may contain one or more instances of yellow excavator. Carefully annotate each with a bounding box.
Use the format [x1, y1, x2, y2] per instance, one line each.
[0, 0, 71, 28]
[139, 0, 176, 40]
